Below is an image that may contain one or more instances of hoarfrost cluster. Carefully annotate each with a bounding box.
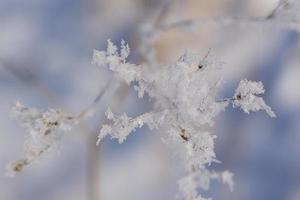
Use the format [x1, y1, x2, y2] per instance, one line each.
[7, 38, 275, 199]
[178, 169, 234, 200]
[233, 79, 276, 117]
[8, 0, 294, 198]
[93, 40, 275, 200]
[97, 108, 166, 144]
[7, 102, 78, 177]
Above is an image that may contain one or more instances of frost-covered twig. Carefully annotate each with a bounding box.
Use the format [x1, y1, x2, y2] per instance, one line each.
[6, 75, 115, 176]
[178, 169, 234, 200]
[93, 40, 275, 200]
[97, 108, 166, 145]
[232, 79, 276, 117]
[7, 1, 283, 199]
[6, 102, 78, 177]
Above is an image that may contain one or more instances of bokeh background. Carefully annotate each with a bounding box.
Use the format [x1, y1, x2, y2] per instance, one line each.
[1, 0, 300, 200]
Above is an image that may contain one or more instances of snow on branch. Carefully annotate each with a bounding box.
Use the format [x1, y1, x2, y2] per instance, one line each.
[6, 0, 284, 197]
[233, 79, 276, 117]
[6, 102, 78, 177]
[178, 169, 234, 200]
[92, 39, 141, 84]
[97, 108, 166, 144]
[7, 37, 276, 200]
[94, 40, 275, 200]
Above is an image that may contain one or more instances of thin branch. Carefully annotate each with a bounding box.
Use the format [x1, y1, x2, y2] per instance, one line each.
[159, 15, 300, 32]
[1, 61, 64, 106]
[77, 79, 113, 119]
[266, 0, 289, 19]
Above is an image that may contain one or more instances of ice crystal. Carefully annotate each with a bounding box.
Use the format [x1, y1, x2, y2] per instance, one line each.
[178, 169, 233, 200]
[97, 108, 166, 144]
[233, 79, 276, 117]
[6, 102, 78, 176]
[92, 39, 140, 84]
[221, 170, 234, 192]
[93, 41, 275, 200]
[6, 0, 291, 197]
[6, 39, 276, 200]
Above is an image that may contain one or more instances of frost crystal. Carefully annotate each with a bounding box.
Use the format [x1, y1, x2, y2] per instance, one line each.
[7, 102, 78, 176]
[93, 41, 275, 200]
[6, 0, 290, 196]
[178, 171, 212, 200]
[233, 79, 276, 117]
[221, 170, 234, 192]
[92, 39, 140, 84]
[97, 108, 166, 144]
[7, 36, 275, 200]
[178, 169, 233, 200]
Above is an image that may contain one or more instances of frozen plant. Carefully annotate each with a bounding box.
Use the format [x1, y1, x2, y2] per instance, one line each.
[8, 0, 294, 199]
[233, 79, 276, 117]
[7, 39, 275, 199]
[94, 40, 275, 200]
[6, 102, 78, 177]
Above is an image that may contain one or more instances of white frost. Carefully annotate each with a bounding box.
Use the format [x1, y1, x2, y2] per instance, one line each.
[233, 79, 276, 117]
[94, 41, 276, 200]
[7, 102, 78, 176]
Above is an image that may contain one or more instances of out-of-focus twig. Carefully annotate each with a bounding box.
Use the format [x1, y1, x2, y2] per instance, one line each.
[158, 15, 300, 32]
[77, 79, 113, 119]
[266, 0, 289, 19]
[1, 61, 64, 106]
[137, 0, 180, 63]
